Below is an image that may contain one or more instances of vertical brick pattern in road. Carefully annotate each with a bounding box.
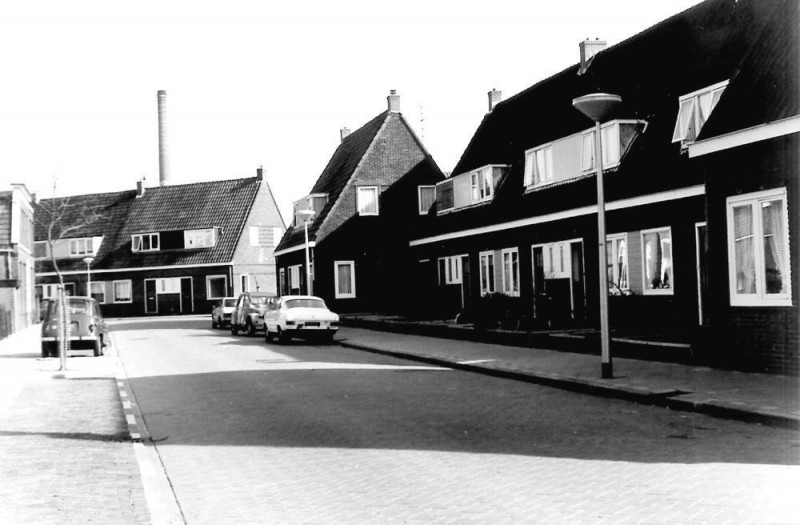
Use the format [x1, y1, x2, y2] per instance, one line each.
[0, 374, 149, 524]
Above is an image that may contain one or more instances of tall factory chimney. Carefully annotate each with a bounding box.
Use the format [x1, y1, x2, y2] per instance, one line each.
[157, 90, 170, 186]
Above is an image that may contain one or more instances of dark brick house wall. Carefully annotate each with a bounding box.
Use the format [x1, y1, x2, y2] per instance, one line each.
[699, 134, 799, 374]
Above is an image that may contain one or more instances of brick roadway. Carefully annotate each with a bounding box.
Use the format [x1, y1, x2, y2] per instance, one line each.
[0, 347, 149, 524]
[114, 317, 800, 525]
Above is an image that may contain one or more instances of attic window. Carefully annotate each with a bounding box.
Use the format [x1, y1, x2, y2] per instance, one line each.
[580, 120, 643, 172]
[672, 80, 728, 144]
[184, 228, 217, 248]
[418, 186, 436, 215]
[132, 233, 159, 252]
[523, 145, 554, 187]
[470, 167, 493, 203]
[69, 238, 93, 256]
[357, 186, 379, 216]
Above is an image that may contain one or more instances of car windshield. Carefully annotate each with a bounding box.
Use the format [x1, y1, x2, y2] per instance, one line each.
[251, 297, 270, 306]
[224, 299, 237, 307]
[285, 298, 326, 309]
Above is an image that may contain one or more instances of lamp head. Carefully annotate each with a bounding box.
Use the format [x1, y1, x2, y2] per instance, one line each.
[572, 93, 622, 122]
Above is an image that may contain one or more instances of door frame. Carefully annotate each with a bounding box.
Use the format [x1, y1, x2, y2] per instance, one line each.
[694, 221, 707, 326]
[144, 278, 157, 314]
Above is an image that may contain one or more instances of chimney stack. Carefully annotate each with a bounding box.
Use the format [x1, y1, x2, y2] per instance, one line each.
[488, 88, 502, 112]
[157, 90, 170, 186]
[340, 127, 351, 142]
[256, 166, 263, 181]
[578, 38, 606, 75]
[387, 90, 400, 113]
[136, 178, 146, 198]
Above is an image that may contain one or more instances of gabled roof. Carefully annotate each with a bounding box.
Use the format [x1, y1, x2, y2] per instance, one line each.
[698, 0, 798, 139]
[416, 0, 786, 240]
[275, 111, 389, 252]
[35, 177, 261, 273]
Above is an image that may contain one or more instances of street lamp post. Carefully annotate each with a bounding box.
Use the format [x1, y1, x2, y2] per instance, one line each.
[82, 256, 95, 299]
[295, 209, 315, 295]
[572, 92, 622, 379]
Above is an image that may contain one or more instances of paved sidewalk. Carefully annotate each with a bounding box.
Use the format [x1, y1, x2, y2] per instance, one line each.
[0, 324, 151, 524]
[336, 326, 800, 430]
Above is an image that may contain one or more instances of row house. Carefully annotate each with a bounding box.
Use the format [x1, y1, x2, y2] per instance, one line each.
[0, 183, 36, 338]
[409, 0, 797, 373]
[274, 91, 445, 313]
[34, 170, 285, 317]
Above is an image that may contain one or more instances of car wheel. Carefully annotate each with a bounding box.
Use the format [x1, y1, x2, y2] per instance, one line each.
[93, 337, 102, 357]
[264, 327, 273, 343]
[277, 327, 289, 344]
[41, 342, 50, 358]
[246, 319, 256, 337]
[231, 322, 239, 336]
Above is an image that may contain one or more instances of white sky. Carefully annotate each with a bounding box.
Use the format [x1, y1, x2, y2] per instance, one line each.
[0, 0, 703, 222]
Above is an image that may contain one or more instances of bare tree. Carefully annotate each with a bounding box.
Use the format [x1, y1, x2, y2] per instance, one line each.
[35, 179, 103, 370]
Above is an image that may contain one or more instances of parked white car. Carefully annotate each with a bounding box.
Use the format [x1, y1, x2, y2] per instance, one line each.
[264, 295, 340, 344]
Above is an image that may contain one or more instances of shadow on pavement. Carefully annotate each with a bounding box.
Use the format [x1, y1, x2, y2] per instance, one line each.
[0, 429, 130, 442]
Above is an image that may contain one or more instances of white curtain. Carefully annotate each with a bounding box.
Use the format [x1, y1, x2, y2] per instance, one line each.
[733, 205, 756, 294]
[762, 199, 786, 294]
[337, 264, 352, 295]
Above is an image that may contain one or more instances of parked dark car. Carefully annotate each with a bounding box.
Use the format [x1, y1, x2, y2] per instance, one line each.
[211, 297, 237, 329]
[40, 296, 108, 357]
[230, 292, 277, 336]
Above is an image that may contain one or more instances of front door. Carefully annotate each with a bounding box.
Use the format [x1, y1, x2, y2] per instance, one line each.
[180, 277, 193, 314]
[145, 279, 157, 314]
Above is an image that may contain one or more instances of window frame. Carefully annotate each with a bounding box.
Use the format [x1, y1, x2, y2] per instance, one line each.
[580, 122, 623, 172]
[112, 280, 133, 303]
[479, 251, 495, 296]
[357, 186, 379, 216]
[470, 168, 493, 203]
[726, 188, 792, 307]
[69, 237, 93, 257]
[607, 233, 630, 293]
[418, 185, 437, 215]
[289, 265, 301, 290]
[90, 281, 106, 304]
[523, 144, 554, 187]
[501, 248, 520, 297]
[671, 80, 729, 144]
[132, 233, 160, 252]
[184, 228, 217, 248]
[640, 227, 674, 296]
[205, 275, 228, 300]
[334, 260, 356, 299]
[438, 256, 463, 285]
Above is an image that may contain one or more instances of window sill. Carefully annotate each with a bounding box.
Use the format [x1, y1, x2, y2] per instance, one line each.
[642, 289, 674, 296]
[730, 297, 793, 307]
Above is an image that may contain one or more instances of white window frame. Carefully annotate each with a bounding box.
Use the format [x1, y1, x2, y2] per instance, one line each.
[581, 122, 623, 172]
[132, 233, 160, 252]
[479, 251, 495, 296]
[112, 280, 132, 303]
[438, 256, 463, 285]
[90, 281, 106, 304]
[357, 186, 379, 216]
[418, 185, 437, 215]
[334, 260, 356, 299]
[672, 79, 729, 143]
[184, 228, 216, 248]
[607, 233, 629, 293]
[641, 227, 674, 295]
[726, 188, 792, 306]
[523, 144, 554, 187]
[205, 275, 227, 300]
[69, 237, 93, 256]
[470, 168, 493, 203]
[501, 248, 520, 297]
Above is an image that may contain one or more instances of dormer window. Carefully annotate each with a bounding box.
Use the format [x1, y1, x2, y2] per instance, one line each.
[523, 145, 553, 187]
[132, 233, 159, 252]
[293, 193, 328, 227]
[184, 228, 216, 248]
[69, 238, 94, 256]
[470, 167, 493, 203]
[672, 80, 728, 144]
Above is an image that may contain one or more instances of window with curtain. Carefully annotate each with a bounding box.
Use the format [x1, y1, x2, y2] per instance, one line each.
[727, 189, 790, 305]
[113, 280, 132, 303]
[501, 248, 520, 296]
[334, 261, 356, 298]
[607, 234, 629, 294]
[90, 281, 106, 303]
[418, 186, 436, 215]
[479, 252, 495, 295]
[357, 187, 379, 215]
[524, 146, 553, 187]
[470, 169, 493, 202]
[642, 228, 673, 294]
